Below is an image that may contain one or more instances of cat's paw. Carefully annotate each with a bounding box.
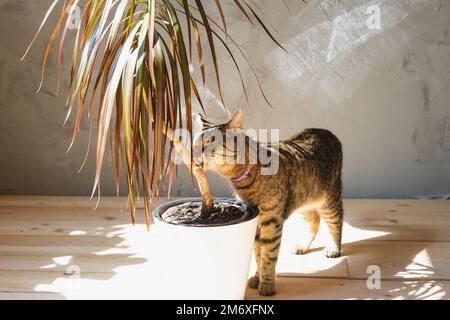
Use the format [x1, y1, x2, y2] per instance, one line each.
[324, 246, 341, 258]
[292, 246, 309, 255]
[258, 282, 276, 296]
[247, 276, 260, 289]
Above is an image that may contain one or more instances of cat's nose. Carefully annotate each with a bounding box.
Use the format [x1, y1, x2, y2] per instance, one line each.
[194, 156, 204, 168]
[193, 146, 203, 166]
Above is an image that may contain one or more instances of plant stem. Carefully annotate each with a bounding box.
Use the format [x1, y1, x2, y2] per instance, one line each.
[163, 126, 214, 216]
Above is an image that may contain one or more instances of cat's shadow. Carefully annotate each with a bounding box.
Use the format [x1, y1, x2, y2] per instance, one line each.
[246, 202, 448, 300]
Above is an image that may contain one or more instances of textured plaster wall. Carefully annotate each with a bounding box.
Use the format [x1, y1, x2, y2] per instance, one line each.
[0, 0, 450, 198]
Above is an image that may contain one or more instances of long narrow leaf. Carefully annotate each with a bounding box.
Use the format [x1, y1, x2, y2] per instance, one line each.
[25, 0, 287, 225]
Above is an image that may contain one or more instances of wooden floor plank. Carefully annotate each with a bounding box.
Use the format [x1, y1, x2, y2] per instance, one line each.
[2, 238, 448, 281]
[0, 270, 115, 294]
[345, 240, 450, 280]
[0, 196, 132, 208]
[0, 292, 65, 300]
[245, 277, 450, 300]
[0, 253, 148, 274]
[344, 200, 450, 241]
[1, 198, 448, 240]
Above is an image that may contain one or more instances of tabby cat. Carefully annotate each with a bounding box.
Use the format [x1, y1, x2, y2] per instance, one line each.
[194, 110, 343, 296]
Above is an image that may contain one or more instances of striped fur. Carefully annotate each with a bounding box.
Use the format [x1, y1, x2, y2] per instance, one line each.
[195, 111, 344, 296]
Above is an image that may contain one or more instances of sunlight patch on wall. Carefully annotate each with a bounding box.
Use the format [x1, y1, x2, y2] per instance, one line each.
[264, 0, 433, 104]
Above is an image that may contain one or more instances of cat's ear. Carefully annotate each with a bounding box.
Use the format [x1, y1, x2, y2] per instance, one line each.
[226, 110, 244, 130]
[199, 113, 214, 130]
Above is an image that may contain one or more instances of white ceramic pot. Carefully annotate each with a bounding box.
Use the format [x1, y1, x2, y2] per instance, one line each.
[153, 198, 259, 300]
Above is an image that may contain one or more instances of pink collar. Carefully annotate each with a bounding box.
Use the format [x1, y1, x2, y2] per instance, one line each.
[231, 169, 251, 183]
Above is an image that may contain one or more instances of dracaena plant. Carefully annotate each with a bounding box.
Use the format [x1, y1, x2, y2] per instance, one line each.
[22, 0, 285, 229]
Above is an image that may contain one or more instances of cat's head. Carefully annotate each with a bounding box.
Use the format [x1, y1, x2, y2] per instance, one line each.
[193, 110, 248, 176]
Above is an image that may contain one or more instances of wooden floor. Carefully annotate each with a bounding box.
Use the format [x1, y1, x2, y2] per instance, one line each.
[0, 196, 449, 300]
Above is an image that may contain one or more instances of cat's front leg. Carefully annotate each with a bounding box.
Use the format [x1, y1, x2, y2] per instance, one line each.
[248, 227, 261, 289]
[256, 214, 283, 296]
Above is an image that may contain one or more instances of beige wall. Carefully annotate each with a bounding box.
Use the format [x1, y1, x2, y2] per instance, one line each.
[1, 0, 450, 198]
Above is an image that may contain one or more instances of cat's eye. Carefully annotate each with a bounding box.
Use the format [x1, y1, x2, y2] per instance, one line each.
[205, 136, 215, 145]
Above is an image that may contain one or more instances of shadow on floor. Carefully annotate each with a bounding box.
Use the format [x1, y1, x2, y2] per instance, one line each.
[247, 201, 448, 299]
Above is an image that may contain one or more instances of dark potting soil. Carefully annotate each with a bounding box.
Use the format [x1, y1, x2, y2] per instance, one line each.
[161, 201, 246, 226]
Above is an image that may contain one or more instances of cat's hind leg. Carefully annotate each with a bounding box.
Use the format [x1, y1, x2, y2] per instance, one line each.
[292, 210, 320, 255]
[318, 198, 343, 258]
